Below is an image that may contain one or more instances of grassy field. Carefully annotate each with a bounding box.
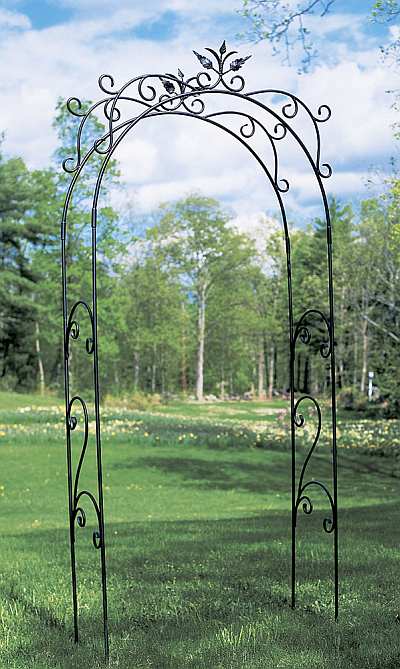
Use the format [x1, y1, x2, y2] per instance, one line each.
[0, 392, 399, 668]
[151, 399, 287, 422]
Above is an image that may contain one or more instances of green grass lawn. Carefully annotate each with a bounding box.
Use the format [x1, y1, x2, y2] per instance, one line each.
[0, 393, 399, 668]
[151, 399, 287, 422]
[0, 390, 60, 411]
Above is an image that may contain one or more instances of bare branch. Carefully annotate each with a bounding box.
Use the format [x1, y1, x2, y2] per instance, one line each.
[239, 0, 335, 72]
[362, 314, 400, 343]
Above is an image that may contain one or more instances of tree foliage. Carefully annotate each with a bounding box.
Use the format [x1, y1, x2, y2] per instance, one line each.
[240, 0, 399, 73]
[1, 102, 400, 413]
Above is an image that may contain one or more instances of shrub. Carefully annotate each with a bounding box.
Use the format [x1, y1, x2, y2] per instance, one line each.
[104, 391, 161, 411]
[336, 387, 366, 411]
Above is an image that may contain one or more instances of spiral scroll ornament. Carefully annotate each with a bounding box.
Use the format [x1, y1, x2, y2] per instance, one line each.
[293, 395, 335, 534]
[277, 95, 332, 179]
[206, 110, 290, 192]
[67, 395, 103, 550]
[294, 308, 332, 359]
[66, 301, 102, 550]
[65, 300, 95, 358]
[61, 42, 333, 186]
[292, 308, 335, 534]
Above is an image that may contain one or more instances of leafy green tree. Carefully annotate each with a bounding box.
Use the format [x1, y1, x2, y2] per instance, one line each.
[0, 146, 49, 390]
[206, 261, 259, 397]
[116, 256, 188, 395]
[354, 190, 400, 408]
[30, 99, 121, 394]
[252, 234, 288, 398]
[148, 195, 255, 400]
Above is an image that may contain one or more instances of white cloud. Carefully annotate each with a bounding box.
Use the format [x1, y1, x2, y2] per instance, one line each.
[58, 0, 236, 13]
[0, 7, 30, 30]
[0, 0, 396, 232]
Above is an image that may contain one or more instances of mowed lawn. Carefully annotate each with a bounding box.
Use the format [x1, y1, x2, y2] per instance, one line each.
[0, 393, 399, 668]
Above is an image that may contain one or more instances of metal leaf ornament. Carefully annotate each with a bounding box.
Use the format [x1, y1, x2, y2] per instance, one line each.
[193, 50, 213, 69]
[219, 40, 226, 55]
[161, 78, 175, 94]
[230, 55, 252, 71]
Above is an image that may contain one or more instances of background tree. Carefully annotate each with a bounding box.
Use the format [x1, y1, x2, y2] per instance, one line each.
[33, 98, 121, 393]
[117, 256, 188, 395]
[148, 195, 255, 400]
[240, 1, 399, 72]
[0, 146, 50, 390]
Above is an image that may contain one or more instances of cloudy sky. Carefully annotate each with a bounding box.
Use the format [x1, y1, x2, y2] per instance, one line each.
[0, 0, 398, 230]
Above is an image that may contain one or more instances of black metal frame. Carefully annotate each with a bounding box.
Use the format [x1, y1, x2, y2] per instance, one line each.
[61, 42, 338, 661]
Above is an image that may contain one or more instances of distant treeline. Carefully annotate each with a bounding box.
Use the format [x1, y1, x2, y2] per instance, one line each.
[1, 101, 399, 412]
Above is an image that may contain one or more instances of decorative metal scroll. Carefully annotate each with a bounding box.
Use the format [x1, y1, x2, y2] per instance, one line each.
[61, 42, 338, 660]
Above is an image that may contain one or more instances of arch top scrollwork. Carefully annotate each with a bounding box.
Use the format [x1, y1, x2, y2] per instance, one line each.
[61, 41, 332, 196]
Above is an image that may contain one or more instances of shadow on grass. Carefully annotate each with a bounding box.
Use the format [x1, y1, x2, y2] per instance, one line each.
[1, 497, 400, 667]
[337, 450, 400, 480]
[115, 447, 400, 500]
[126, 455, 291, 494]
[2, 432, 400, 669]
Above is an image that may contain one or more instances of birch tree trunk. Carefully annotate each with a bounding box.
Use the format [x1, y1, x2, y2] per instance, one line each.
[181, 302, 188, 393]
[161, 354, 165, 395]
[220, 357, 225, 399]
[133, 350, 140, 390]
[338, 285, 346, 388]
[35, 321, 45, 396]
[268, 343, 275, 400]
[196, 283, 206, 401]
[229, 371, 234, 397]
[360, 290, 369, 394]
[257, 338, 266, 399]
[360, 316, 368, 394]
[353, 326, 358, 389]
[151, 344, 157, 394]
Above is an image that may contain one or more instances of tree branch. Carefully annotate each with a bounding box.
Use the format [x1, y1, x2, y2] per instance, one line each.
[362, 314, 400, 343]
[240, 0, 335, 71]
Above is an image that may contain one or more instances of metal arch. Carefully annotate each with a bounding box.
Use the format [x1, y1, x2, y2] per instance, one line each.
[60, 43, 338, 661]
[88, 100, 338, 616]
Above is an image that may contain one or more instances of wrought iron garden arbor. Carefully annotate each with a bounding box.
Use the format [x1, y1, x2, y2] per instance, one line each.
[61, 42, 338, 661]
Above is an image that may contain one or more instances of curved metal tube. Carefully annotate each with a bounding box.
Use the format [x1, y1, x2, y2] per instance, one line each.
[293, 308, 332, 359]
[60, 46, 339, 661]
[293, 395, 322, 493]
[61, 85, 333, 240]
[296, 480, 335, 534]
[65, 300, 95, 357]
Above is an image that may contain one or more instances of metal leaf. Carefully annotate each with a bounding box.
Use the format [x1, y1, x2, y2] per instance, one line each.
[193, 50, 213, 69]
[178, 68, 184, 79]
[230, 55, 252, 71]
[219, 40, 226, 55]
[161, 78, 175, 94]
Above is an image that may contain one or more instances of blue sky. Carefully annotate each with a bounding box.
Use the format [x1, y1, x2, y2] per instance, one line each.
[0, 0, 398, 230]
[1, 0, 389, 35]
